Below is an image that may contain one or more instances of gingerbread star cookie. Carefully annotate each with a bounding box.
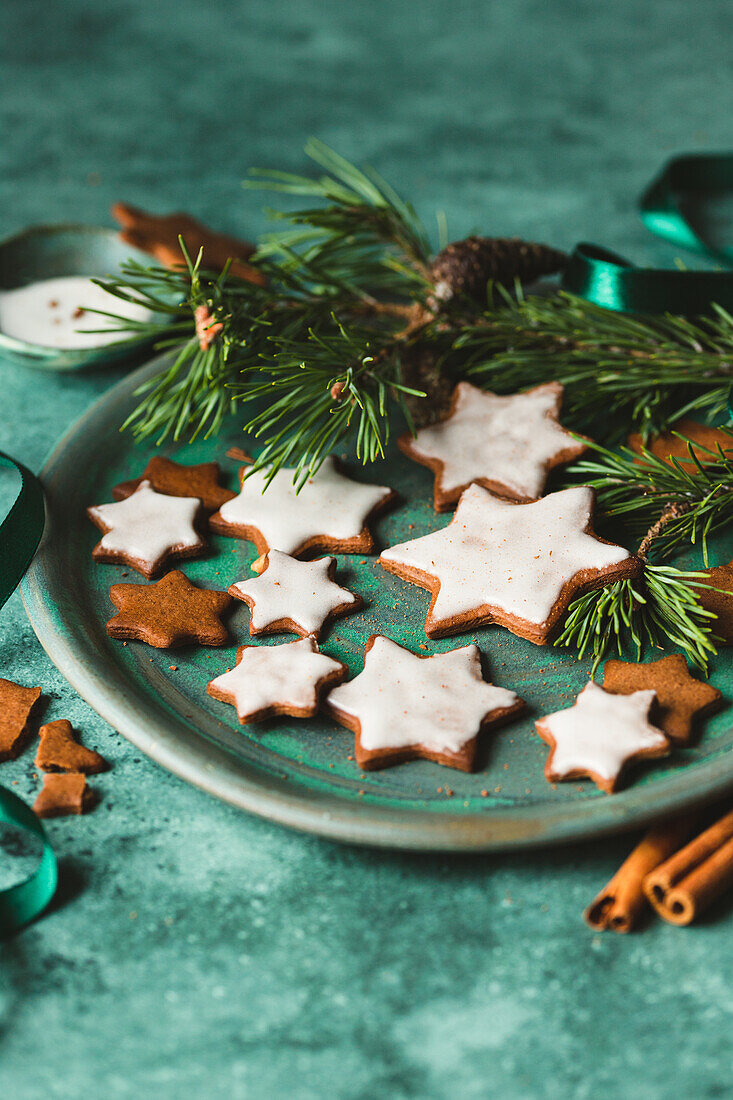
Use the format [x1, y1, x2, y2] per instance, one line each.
[111, 203, 265, 285]
[380, 484, 638, 643]
[210, 456, 396, 558]
[0, 679, 42, 761]
[113, 456, 235, 515]
[399, 381, 586, 510]
[535, 682, 669, 793]
[35, 720, 109, 773]
[695, 559, 733, 644]
[326, 635, 524, 771]
[629, 419, 733, 466]
[107, 570, 233, 647]
[603, 654, 722, 745]
[207, 636, 346, 723]
[229, 550, 362, 639]
[88, 480, 206, 578]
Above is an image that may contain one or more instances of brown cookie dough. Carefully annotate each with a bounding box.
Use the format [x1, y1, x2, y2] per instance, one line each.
[35, 720, 109, 774]
[0, 679, 42, 761]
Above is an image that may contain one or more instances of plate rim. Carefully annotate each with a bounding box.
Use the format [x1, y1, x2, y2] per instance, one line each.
[20, 352, 733, 851]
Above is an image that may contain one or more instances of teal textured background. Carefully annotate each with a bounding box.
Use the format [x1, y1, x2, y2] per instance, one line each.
[1, 1, 732, 1096]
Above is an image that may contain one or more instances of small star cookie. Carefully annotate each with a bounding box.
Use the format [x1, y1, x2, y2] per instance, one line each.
[325, 635, 524, 771]
[380, 484, 638, 643]
[695, 559, 733, 644]
[0, 679, 42, 761]
[603, 654, 722, 745]
[113, 456, 235, 515]
[88, 480, 206, 578]
[229, 550, 362, 639]
[210, 456, 396, 557]
[106, 570, 233, 648]
[35, 720, 109, 774]
[535, 682, 670, 793]
[399, 381, 587, 510]
[207, 636, 346, 723]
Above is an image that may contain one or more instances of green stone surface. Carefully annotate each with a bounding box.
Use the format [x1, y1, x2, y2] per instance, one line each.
[1, 1, 733, 1096]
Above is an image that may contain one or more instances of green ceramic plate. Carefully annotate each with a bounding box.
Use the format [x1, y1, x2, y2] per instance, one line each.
[21, 353, 733, 850]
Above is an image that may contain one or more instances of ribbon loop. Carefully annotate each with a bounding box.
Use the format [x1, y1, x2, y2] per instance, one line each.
[0, 451, 55, 937]
[563, 154, 733, 315]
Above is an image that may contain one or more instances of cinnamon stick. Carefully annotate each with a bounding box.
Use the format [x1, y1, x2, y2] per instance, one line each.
[643, 806, 733, 925]
[585, 817, 696, 933]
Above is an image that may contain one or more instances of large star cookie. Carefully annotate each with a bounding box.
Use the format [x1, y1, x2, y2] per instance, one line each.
[207, 636, 346, 722]
[88, 480, 206, 578]
[229, 550, 362, 639]
[379, 484, 637, 643]
[535, 681, 669, 793]
[325, 635, 524, 771]
[603, 654, 722, 745]
[695, 559, 733, 644]
[398, 381, 586, 511]
[210, 456, 396, 557]
[107, 570, 233, 648]
[113, 456, 235, 515]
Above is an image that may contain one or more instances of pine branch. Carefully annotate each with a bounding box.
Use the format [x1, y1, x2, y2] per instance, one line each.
[555, 566, 719, 674]
[458, 287, 733, 440]
[566, 432, 733, 565]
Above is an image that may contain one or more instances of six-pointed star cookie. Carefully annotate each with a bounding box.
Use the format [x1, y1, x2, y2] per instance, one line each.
[229, 550, 363, 639]
[379, 484, 638, 643]
[207, 636, 346, 723]
[695, 559, 733, 644]
[535, 681, 670, 793]
[88, 480, 206, 578]
[106, 570, 233, 648]
[210, 456, 396, 557]
[399, 381, 587, 510]
[325, 635, 524, 771]
[603, 654, 722, 745]
[113, 456, 235, 515]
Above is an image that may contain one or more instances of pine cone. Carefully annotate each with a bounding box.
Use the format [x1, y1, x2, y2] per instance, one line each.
[430, 236, 567, 307]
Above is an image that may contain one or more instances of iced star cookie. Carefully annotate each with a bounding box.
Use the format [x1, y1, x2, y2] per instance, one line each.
[603, 654, 722, 746]
[88, 480, 206, 578]
[325, 635, 524, 771]
[229, 550, 362, 639]
[113, 456, 235, 515]
[206, 636, 346, 723]
[107, 570, 233, 648]
[535, 682, 670, 793]
[379, 484, 638, 643]
[209, 456, 396, 558]
[398, 381, 587, 511]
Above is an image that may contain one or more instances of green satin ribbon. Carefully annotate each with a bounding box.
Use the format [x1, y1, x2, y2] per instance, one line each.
[563, 154, 733, 314]
[0, 452, 56, 937]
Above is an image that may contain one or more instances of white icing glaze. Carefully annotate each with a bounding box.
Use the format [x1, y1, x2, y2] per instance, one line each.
[208, 636, 342, 718]
[0, 276, 154, 349]
[327, 636, 519, 754]
[408, 382, 583, 500]
[381, 484, 631, 627]
[230, 551, 359, 635]
[540, 682, 667, 782]
[89, 480, 201, 568]
[216, 456, 392, 554]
